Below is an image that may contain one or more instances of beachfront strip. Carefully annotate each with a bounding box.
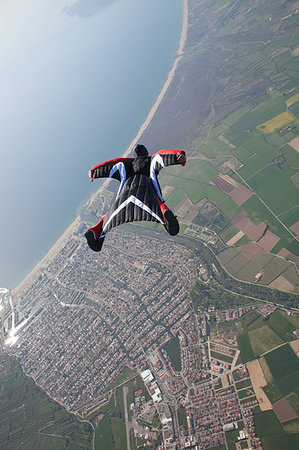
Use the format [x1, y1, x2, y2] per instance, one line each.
[0, 220, 272, 448]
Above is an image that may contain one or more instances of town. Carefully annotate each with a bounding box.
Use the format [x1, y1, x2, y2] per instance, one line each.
[1, 218, 277, 449]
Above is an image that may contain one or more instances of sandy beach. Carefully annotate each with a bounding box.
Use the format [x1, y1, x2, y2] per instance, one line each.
[13, 0, 189, 300]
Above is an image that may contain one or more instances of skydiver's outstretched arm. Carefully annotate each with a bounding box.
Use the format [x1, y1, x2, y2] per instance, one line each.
[89, 157, 134, 182]
[150, 149, 186, 202]
[151, 149, 186, 168]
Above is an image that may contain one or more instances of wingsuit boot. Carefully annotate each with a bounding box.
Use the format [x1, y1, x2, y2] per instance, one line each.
[85, 215, 106, 252]
[84, 230, 105, 252]
[163, 209, 179, 236]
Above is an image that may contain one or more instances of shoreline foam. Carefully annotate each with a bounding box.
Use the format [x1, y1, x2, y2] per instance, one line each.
[13, 0, 188, 299]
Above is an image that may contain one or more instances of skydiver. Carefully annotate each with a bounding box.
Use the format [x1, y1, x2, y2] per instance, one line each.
[85, 144, 186, 252]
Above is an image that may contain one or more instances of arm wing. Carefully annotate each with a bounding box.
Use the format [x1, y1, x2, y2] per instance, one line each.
[91, 157, 134, 181]
[150, 149, 186, 201]
[151, 149, 186, 170]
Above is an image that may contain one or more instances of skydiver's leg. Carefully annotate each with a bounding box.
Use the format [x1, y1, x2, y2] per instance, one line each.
[158, 199, 179, 236]
[84, 214, 106, 252]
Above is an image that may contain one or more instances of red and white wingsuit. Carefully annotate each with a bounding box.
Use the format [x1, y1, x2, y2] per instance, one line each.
[85, 144, 186, 252]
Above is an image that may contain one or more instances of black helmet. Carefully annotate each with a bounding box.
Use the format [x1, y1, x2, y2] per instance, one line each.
[134, 144, 148, 157]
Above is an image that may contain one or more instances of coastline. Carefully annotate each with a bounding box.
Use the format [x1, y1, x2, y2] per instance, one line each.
[12, 0, 188, 300]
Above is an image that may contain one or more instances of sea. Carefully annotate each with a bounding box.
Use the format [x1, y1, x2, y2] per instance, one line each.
[0, 0, 183, 289]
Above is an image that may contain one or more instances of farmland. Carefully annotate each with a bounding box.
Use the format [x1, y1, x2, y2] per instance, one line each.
[147, 0, 299, 291]
[257, 111, 296, 134]
[265, 344, 299, 380]
[0, 351, 93, 449]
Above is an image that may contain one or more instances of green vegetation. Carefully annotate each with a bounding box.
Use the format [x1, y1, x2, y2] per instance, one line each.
[95, 416, 113, 450]
[266, 310, 295, 341]
[263, 383, 284, 404]
[265, 344, 299, 380]
[254, 409, 285, 436]
[248, 325, 283, 357]
[283, 145, 299, 168]
[210, 351, 233, 363]
[190, 279, 252, 312]
[0, 352, 93, 450]
[94, 388, 126, 450]
[287, 393, 299, 416]
[177, 407, 188, 429]
[235, 379, 252, 391]
[254, 409, 299, 450]
[242, 195, 296, 250]
[237, 332, 255, 363]
[260, 343, 299, 407]
[225, 97, 286, 145]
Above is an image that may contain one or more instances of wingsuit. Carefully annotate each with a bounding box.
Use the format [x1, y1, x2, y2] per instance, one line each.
[85, 144, 186, 251]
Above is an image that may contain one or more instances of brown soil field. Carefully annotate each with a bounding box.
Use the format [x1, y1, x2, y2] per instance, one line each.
[239, 242, 263, 259]
[292, 44, 299, 57]
[233, 212, 266, 240]
[290, 339, 299, 357]
[289, 136, 299, 151]
[290, 221, 299, 236]
[257, 230, 280, 252]
[277, 248, 291, 258]
[269, 275, 295, 292]
[247, 360, 272, 411]
[229, 185, 254, 206]
[273, 398, 297, 423]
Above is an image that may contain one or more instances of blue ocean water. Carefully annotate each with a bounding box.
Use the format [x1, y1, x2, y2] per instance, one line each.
[0, 0, 183, 289]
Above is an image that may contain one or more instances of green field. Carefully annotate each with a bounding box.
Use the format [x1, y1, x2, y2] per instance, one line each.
[0, 352, 93, 450]
[199, 138, 232, 159]
[242, 195, 295, 247]
[95, 416, 114, 450]
[93, 387, 126, 450]
[289, 101, 299, 118]
[254, 409, 299, 450]
[283, 145, 299, 168]
[219, 222, 240, 242]
[248, 167, 299, 216]
[265, 344, 299, 380]
[232, 144, 252, 162]
[225, 97, 286, 145]
[177, 407, 188, 429]
[287, 393, 299, 417]
[257, 111, 295, 134]
[237, 332, 255, 363]
[279, 206, 299, 228]
[254, 411, 299, 450]
[235, 378, 252, 390]
[266, 310, 295, 341]
[210, 351, 233, 363]
[263, 383, 284, 404]
[248, 326, 282, 357]
[242, 133, 279, 163]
